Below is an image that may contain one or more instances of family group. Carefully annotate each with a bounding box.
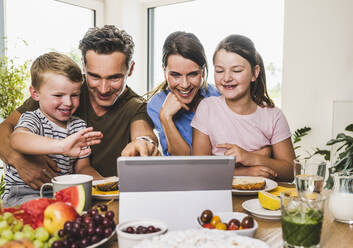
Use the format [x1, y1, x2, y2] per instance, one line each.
[0, 25, 295, 207]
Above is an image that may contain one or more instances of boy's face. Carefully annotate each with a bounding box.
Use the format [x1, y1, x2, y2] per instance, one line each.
[30, 72, 81, 127]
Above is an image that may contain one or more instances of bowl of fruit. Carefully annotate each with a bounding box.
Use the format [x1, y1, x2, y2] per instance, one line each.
[116, 219, 168, 248]
[197, 210, 257, 237]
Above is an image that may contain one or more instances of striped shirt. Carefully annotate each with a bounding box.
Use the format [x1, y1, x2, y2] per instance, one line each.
[2, 109, 88, 199]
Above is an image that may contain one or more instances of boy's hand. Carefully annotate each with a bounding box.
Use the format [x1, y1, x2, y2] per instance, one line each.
[61, 127, 103, 157]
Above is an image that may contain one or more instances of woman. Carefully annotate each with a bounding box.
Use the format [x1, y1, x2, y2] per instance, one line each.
[147, 31, 220, 156]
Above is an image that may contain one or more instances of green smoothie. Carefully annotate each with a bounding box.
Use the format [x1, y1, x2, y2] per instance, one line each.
[282, 208, 323, 247]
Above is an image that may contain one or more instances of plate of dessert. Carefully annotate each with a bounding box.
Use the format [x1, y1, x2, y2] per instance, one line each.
[232, 176, 278, 195]
[92, 176, 119, 200]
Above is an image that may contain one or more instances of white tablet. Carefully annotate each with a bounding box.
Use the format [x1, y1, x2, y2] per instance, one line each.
[118, 155, 235, 230]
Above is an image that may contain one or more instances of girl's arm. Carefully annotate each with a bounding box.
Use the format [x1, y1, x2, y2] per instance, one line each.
[74, 158, 103, 180]
[10, 127, 103, 158]
[218, 137, 295, 182]
[192, 128, 212, 155]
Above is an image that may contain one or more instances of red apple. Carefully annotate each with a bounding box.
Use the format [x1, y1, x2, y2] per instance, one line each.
[43, 201, 78, 235]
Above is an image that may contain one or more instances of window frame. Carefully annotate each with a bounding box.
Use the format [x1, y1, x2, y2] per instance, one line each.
[143, 0, 194, 91]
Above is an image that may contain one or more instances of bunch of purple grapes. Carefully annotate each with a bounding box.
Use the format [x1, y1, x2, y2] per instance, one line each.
[51, 204, 115, 248]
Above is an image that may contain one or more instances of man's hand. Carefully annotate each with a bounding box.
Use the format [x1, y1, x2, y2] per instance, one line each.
[121, 139, 160, 157]
[11, 153, 59, 189]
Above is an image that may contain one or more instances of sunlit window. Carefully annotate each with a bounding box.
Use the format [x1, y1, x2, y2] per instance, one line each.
[149, 0, 284, 105]
[4, 0, 94, 66]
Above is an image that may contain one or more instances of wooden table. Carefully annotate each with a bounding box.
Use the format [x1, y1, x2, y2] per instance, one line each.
[100, 189, 353, 248]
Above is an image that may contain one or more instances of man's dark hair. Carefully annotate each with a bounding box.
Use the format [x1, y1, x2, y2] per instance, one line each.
[79, 25, 135, 68]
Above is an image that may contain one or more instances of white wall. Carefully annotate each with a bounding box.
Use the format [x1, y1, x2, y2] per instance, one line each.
[104, 0, 353, 159]
[282, 0, 353, 158]
[104, 0, 146, 95]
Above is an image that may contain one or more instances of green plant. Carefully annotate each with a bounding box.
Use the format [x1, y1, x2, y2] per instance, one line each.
[0, 54, 30, 119]
[297, 124, 353, 189]
[322, 124, 353, 189]
[292, 127, 312, 160]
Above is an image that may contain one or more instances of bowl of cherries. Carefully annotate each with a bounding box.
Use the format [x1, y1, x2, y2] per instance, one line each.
[116, 219, 168, 248]
[197, 209, 257, 237]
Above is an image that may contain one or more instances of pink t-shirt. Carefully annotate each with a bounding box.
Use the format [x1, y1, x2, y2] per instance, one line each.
[191, 96, 291, 155]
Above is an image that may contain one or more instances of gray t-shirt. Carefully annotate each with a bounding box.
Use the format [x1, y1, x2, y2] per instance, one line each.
[2, 109, 88, 200]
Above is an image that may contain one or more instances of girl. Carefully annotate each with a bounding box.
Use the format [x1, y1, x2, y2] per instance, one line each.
[191, 34, 295, 182]
[147, 31, 220, 155]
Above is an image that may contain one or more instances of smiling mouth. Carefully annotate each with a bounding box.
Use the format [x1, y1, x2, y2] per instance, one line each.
[176, 88, 194, 97]
[58, 109, 72, 116]
[222, 84, 237, 90]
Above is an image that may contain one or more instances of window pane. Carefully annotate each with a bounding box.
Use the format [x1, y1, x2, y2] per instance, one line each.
[5, 0, 94, 66]
[152, 0, 283, 105]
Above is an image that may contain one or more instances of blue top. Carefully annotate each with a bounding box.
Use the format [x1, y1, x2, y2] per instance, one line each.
[147, 85, 220, 156]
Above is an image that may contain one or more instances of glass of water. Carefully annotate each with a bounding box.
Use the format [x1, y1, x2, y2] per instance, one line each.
[293, 159, 327, 194]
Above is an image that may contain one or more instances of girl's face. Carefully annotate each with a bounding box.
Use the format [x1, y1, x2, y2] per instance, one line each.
[164, 54, 204, 105]
[214, 49, 259, 102]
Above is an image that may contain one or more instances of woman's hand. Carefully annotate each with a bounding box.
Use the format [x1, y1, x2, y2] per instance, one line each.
[159, 92, 189, 120]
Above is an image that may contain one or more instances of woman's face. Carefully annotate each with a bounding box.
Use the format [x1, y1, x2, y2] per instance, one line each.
[164, 54, 204, 105]
[214, 49, 258, 102]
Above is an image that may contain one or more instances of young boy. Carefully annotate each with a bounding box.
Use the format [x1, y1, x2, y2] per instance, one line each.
[2, 52, 104, 207]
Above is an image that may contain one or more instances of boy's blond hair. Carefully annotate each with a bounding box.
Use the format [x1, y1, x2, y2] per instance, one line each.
[30, 52, 83, 89]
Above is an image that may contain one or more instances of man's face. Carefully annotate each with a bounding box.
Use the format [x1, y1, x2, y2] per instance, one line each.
[84, 50, 132, 108]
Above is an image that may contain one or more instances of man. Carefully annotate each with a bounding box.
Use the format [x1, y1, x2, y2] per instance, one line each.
[0, 25, 159, 190]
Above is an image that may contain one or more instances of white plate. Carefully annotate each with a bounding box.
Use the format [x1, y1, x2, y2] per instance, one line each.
[92, 177, 119, 199]
[232, 176, 278, 195]
[242, 199, 281, 220]
[86, 229, 116, 248]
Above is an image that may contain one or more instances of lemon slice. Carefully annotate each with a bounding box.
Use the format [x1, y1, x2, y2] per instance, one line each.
[258, 191, 281, 210]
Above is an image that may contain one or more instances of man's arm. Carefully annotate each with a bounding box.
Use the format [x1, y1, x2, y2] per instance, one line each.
[0, 110, 59, 189]
[121, 119, 160, 156]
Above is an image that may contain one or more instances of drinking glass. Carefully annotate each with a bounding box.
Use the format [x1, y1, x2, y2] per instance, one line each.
[293, 159, 326, 194]
[281, 191, 325, 248]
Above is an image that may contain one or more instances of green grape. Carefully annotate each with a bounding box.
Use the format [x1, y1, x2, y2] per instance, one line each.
[1, 229, 14, 240]
[48, 236, 60, 247]
[33, 239, 44, 248]
[0, 238, 8, 246]
[11, 219, 23, 232]
[35, 227, 50, 242]
[43, 242, 50, 248]
[23, 229, 35, 241]
[14, 231, 26, 240]
[0, 220, 9, 232]
[23, 224, 34, 233]
[3, 212, 15, 224]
